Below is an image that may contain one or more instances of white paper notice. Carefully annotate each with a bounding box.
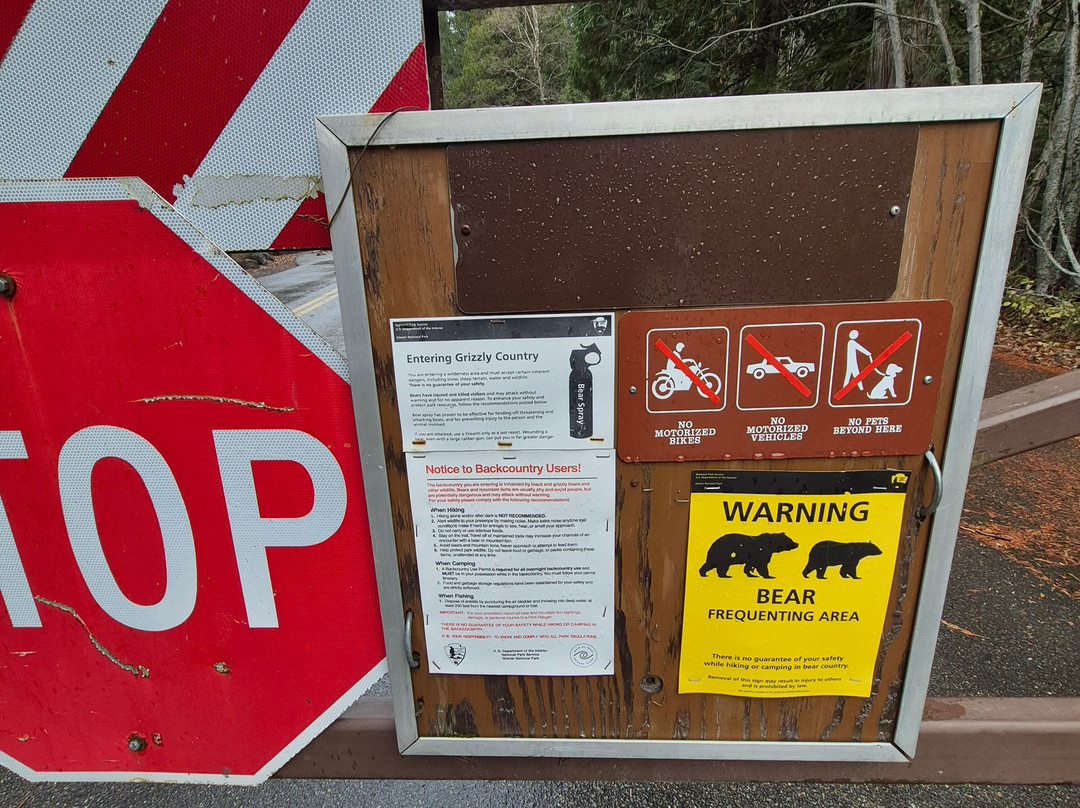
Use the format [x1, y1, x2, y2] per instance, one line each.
[407, 450, 614, 676]
[390, 314, 615, 451]
[391, 313, 616, 677]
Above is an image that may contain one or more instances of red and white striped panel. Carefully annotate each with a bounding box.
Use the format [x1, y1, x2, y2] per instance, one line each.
[0, 0, 427, 250]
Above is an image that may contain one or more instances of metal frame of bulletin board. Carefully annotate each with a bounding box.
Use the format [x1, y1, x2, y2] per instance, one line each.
[316, 83, 1040, 762]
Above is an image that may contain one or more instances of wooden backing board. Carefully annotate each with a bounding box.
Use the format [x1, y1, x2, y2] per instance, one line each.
[350, 120, 1000, 744]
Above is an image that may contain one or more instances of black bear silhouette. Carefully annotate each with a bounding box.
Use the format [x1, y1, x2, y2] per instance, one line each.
[699, 532, 798, 579]
[802, 541, 882, 579]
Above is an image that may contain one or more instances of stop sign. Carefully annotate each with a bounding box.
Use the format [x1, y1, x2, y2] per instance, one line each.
[0, 180, 384, 782]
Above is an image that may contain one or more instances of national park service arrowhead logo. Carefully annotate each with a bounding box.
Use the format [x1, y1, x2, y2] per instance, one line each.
[445, 644, 466, 665]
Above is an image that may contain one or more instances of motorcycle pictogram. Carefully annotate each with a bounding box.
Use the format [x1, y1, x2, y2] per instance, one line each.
[651, 343, 723, 400]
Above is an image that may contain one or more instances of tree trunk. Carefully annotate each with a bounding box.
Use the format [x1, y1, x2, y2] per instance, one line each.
[868, 3, 897, 88]
[1021, 0, 1045, 82]
[526, 7, 547, 103]
[927, 0, 961, 85]
[1053, 83, 1080, 292]
[965, 0, 983, 84]
[751, 0, 784, 78]
[885, 0, 907, 87]
[1034, 0, 1080, 294]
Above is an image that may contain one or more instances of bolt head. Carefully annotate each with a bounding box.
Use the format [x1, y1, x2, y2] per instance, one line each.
[0, 273, 15, 298]
[128, 735, 147, 752]
[922, 375, 934, 385]
[629, 386, 637, 394]
[889, 205, 902, 217]
[639, 674, 664, 694]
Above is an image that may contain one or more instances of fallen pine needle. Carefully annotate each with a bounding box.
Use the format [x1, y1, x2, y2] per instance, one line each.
[960, 524, 1011, 541]
[941, 619, 989, 640]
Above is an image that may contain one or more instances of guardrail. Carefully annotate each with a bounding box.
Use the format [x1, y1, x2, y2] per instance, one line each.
[278, 369, 1080, 783]
[971, 369, 1080, 467]
[277, 696, 1080, 783]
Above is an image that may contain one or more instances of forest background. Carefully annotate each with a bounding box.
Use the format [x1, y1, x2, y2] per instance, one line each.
[437, 0, 1080, 332]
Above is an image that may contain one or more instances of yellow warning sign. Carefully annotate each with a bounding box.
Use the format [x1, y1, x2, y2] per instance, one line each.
[678, 469, 909, 698]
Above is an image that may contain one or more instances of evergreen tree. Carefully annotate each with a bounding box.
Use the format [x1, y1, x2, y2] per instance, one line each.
[445, 6, 574, 108]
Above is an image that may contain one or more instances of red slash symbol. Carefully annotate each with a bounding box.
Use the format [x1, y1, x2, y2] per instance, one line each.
[743, 334, 812, 397]
[834, 331, 913, 401]
[654, 339, 720, 404]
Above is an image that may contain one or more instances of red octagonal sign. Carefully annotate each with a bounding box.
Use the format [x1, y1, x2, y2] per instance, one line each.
[0, 180, 383, 782]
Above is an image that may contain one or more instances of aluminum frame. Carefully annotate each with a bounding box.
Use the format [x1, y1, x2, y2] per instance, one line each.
[317, 83, 1042, 762]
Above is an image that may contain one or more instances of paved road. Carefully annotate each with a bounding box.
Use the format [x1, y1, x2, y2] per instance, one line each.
[0, 254, 1075, 806]
[1, 772, 1078, 807]
[258, 251, 345, 354]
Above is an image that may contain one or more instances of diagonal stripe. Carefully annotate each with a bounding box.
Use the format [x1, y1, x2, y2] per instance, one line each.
[744, 334, 812, 397]
[834, 331, 913, 401]
[270, 40, 429, 250]
[0, 0, 167, 179]
[0, 0, 36, 64]
[172, 0, 423, 250]
[65, 0, 309, 199]
[369, 41, 429, 114]
[267, 39, 427, 249]
[270, 193, 330, 250]
[654, 339, 720, 404]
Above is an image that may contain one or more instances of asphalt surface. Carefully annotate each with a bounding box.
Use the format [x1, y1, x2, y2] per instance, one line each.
[930, 531, 1079, 698]
[1, 253, 1075, 806]
[257, 251, 345, 354]
[1, 776, 1079, 807]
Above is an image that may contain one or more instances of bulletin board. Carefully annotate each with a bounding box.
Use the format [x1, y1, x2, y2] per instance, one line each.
[316, 84, 1040, 761]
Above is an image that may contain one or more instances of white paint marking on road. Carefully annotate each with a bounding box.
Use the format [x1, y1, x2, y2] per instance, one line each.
[292, 287, 339, 317]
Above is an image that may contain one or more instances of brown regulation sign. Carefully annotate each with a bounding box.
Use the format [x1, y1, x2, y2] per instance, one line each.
[617, 301, 953, 462]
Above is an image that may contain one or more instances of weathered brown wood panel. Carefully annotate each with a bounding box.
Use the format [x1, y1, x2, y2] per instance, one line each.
[350, 120, 1000, 745]
[448, 126, 916, 312]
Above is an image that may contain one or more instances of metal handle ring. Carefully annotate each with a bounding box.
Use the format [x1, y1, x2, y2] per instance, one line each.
[404, 609, 420, 669]
[918, 449, 943, 519]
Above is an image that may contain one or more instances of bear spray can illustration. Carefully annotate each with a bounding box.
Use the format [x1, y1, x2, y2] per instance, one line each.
[569, 343, 603, 438]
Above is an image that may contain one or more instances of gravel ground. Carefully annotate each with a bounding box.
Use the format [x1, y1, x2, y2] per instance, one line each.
[930, 350, 1080, 698]
[2, 774, 1079, 808]
[930, 531, 1079, 698]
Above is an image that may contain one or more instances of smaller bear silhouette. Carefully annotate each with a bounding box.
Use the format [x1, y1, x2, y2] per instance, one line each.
[699, 532, 798, 579]
[802, 541, 882, 579]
